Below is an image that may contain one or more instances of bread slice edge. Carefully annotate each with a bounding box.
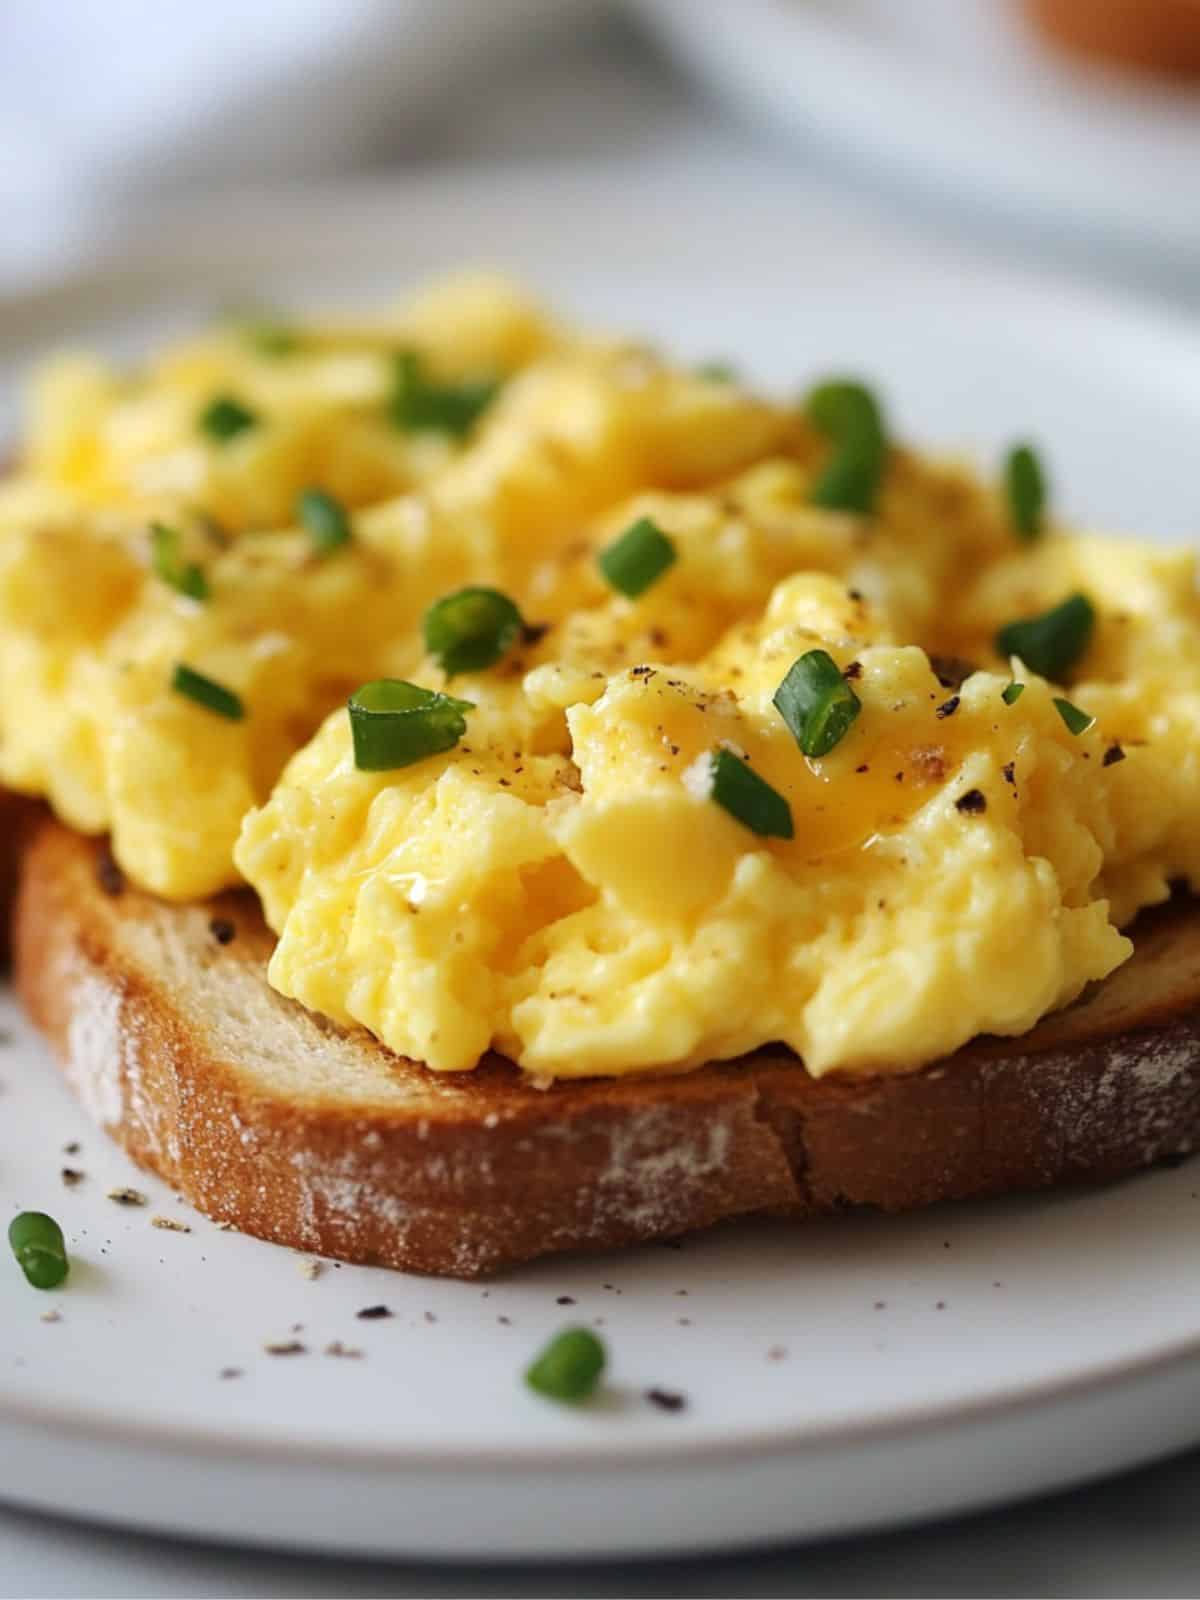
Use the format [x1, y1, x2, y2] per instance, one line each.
[15, 818, 1200, 1277]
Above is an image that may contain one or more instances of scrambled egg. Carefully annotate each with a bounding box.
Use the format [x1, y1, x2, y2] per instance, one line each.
[0, 275, 780, 897]
[6, 272, 1200, 1078]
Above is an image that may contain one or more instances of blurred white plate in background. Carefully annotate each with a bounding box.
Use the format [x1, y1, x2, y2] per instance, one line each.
[641, 0, 1200, 275]
[2, 177, 1200, 1560]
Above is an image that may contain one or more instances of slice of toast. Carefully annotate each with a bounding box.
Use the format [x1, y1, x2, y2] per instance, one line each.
[15, 818, 1200, 1277]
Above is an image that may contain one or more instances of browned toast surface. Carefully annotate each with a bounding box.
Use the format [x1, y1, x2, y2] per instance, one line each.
[0, 790, 41, 962]
[15, 819, 1200, 1276]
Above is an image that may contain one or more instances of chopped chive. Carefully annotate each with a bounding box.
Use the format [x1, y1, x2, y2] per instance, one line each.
[198, 393, 258, 442]
[806, 379, 887, 515]
[244, 322, 300, 357]
[297, 487, 351, 555]
[1054, 696, 1094, 735]
[8, 1211, 68, 1290]
[390, 351, 500, 437]
[423, 587, 524, 678]
[348, 679, 473, 771]
[704, 747, 793, 840]
[773, 649, 861, 758]
[597, 516, 677, 599]
[1005, 442, 1047, 541]
[150, 522, 208, 601]
[525, 1326, 606, 1404]
[697, 360, 736, 382]
[171, 663, 245, 721]
[1001, 680, 1025, 705]
[995, 592, 1094, 681]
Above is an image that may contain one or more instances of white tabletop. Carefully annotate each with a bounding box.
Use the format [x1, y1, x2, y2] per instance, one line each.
[2, 11, 1198, 1594]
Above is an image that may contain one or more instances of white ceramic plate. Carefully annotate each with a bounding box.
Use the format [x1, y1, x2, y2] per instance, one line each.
[3, 178, 1200, 1561]
[641, 0, 1200, 277]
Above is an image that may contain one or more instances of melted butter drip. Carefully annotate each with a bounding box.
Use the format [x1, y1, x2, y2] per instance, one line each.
[620, 675, 974, 862]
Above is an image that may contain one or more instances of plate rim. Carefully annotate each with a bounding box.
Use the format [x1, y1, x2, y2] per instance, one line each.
[4, 172, 1200, 358]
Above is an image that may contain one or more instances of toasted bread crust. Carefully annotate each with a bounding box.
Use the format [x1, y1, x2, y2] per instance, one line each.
[0, 790, 41, 963]
[15, 819, 1200, 1276]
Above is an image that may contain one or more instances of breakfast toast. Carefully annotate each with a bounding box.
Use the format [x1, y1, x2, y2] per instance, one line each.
[16, 818, 1200, 1277]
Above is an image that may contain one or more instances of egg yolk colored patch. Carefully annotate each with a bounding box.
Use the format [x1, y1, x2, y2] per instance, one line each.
[237, 551, 1200, 1082]
[8, 271, 1200, 1081]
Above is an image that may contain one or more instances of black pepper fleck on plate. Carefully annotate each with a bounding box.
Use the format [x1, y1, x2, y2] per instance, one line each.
[356, 1304, 393, 1320]
[61, 1167, 84, 1187]
[219, 1367, 244, 1380]
[645, 1388, 687, 1413]
[556, 1295, 575, 1306]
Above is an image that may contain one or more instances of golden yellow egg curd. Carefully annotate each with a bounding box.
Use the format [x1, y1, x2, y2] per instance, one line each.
[6, 273, 1200, 1082]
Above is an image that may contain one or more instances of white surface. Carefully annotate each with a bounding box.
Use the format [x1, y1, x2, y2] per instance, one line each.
[0, 1, 593, 286]
[2, 176, 1200, 1566]
[643, 0, 1200, 276]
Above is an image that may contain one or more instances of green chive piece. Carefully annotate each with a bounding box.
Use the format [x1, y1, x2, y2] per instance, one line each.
[597, 516, 677, 599]
[150, 522, 208, 601]
[995, 592, 1095, 682]
[525, 1326, 607, 1404]
[706, 747, 794, 840]
[390, 351, 500, 437]
[773, 649, 862, 758]
[697, 360, 736, 382]
[198, 393, 258, 442]
[8, 1211, 68, 1290]
[244, 322, 300, 357]
[806, 379, 887, 515]
[297, 488, 351, 555]
[1001, 680, 1025, 705]
[348, 679, 473, 771]
[1054, 696, 1094, 735]
[424, 587, 524, 678]
[1005, 442, 1047, 541]
[171, 663, 245, 721]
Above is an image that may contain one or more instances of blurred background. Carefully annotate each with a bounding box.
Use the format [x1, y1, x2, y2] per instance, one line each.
[4, 0, 1199, 305]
